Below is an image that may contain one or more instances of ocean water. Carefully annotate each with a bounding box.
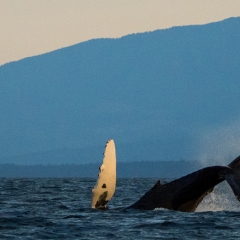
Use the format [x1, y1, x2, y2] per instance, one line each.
[1, 178, 240, 239]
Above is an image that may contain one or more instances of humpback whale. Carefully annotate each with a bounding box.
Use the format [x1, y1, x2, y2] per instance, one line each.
[92, 139, 240, 212]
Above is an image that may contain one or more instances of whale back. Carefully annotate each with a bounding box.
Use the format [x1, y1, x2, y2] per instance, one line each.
[128, 166, 226, 211]
[91, 139, 116, 209]
[129, 156, 240, 211]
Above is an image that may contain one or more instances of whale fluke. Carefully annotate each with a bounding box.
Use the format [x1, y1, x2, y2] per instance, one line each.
[225, 155, 240, 202]
[91, 139, 116, 209]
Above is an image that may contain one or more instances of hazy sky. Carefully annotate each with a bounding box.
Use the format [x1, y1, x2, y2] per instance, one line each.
[1, 0, 240, 66]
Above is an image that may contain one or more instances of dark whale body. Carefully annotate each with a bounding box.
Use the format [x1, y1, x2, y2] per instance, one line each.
[128, 156, 240, 211]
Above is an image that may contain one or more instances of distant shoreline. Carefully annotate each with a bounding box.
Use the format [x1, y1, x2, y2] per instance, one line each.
[0, 161, 202, 178]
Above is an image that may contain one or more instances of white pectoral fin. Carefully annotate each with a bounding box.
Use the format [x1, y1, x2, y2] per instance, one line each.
[91, 139, 116, 209]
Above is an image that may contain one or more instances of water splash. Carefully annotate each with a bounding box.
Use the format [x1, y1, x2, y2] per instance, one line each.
[196, 118, 240, 167]
[196, 181, 240, 212]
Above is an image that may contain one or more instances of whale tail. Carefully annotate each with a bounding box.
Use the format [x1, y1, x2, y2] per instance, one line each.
[91, 139, 116, 209]
[225, 156, 240, 201]
[228, 155, 240, 173]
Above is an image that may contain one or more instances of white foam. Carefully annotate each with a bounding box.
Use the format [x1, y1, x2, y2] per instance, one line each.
[196, 181, 240, 212]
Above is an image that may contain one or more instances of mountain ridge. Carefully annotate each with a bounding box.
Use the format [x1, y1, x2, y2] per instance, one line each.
[1, 17, 240, 164]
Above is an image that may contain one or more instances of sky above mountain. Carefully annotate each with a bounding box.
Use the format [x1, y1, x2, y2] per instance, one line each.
[1, 0, 240, 66]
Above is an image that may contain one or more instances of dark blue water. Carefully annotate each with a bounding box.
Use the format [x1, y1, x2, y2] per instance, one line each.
[1, 178, 240, 239]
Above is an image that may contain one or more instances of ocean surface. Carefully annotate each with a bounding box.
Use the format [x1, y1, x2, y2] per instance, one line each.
[1, 178, 240, 239]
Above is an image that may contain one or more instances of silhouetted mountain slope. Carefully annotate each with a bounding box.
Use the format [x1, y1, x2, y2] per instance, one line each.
[1, 17, 240, 164]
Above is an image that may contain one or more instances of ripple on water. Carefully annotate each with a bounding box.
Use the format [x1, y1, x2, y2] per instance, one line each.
[0, 178, 240, 239]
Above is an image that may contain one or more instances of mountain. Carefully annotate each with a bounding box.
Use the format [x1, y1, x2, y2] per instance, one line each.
[1, 17, 240, 165]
